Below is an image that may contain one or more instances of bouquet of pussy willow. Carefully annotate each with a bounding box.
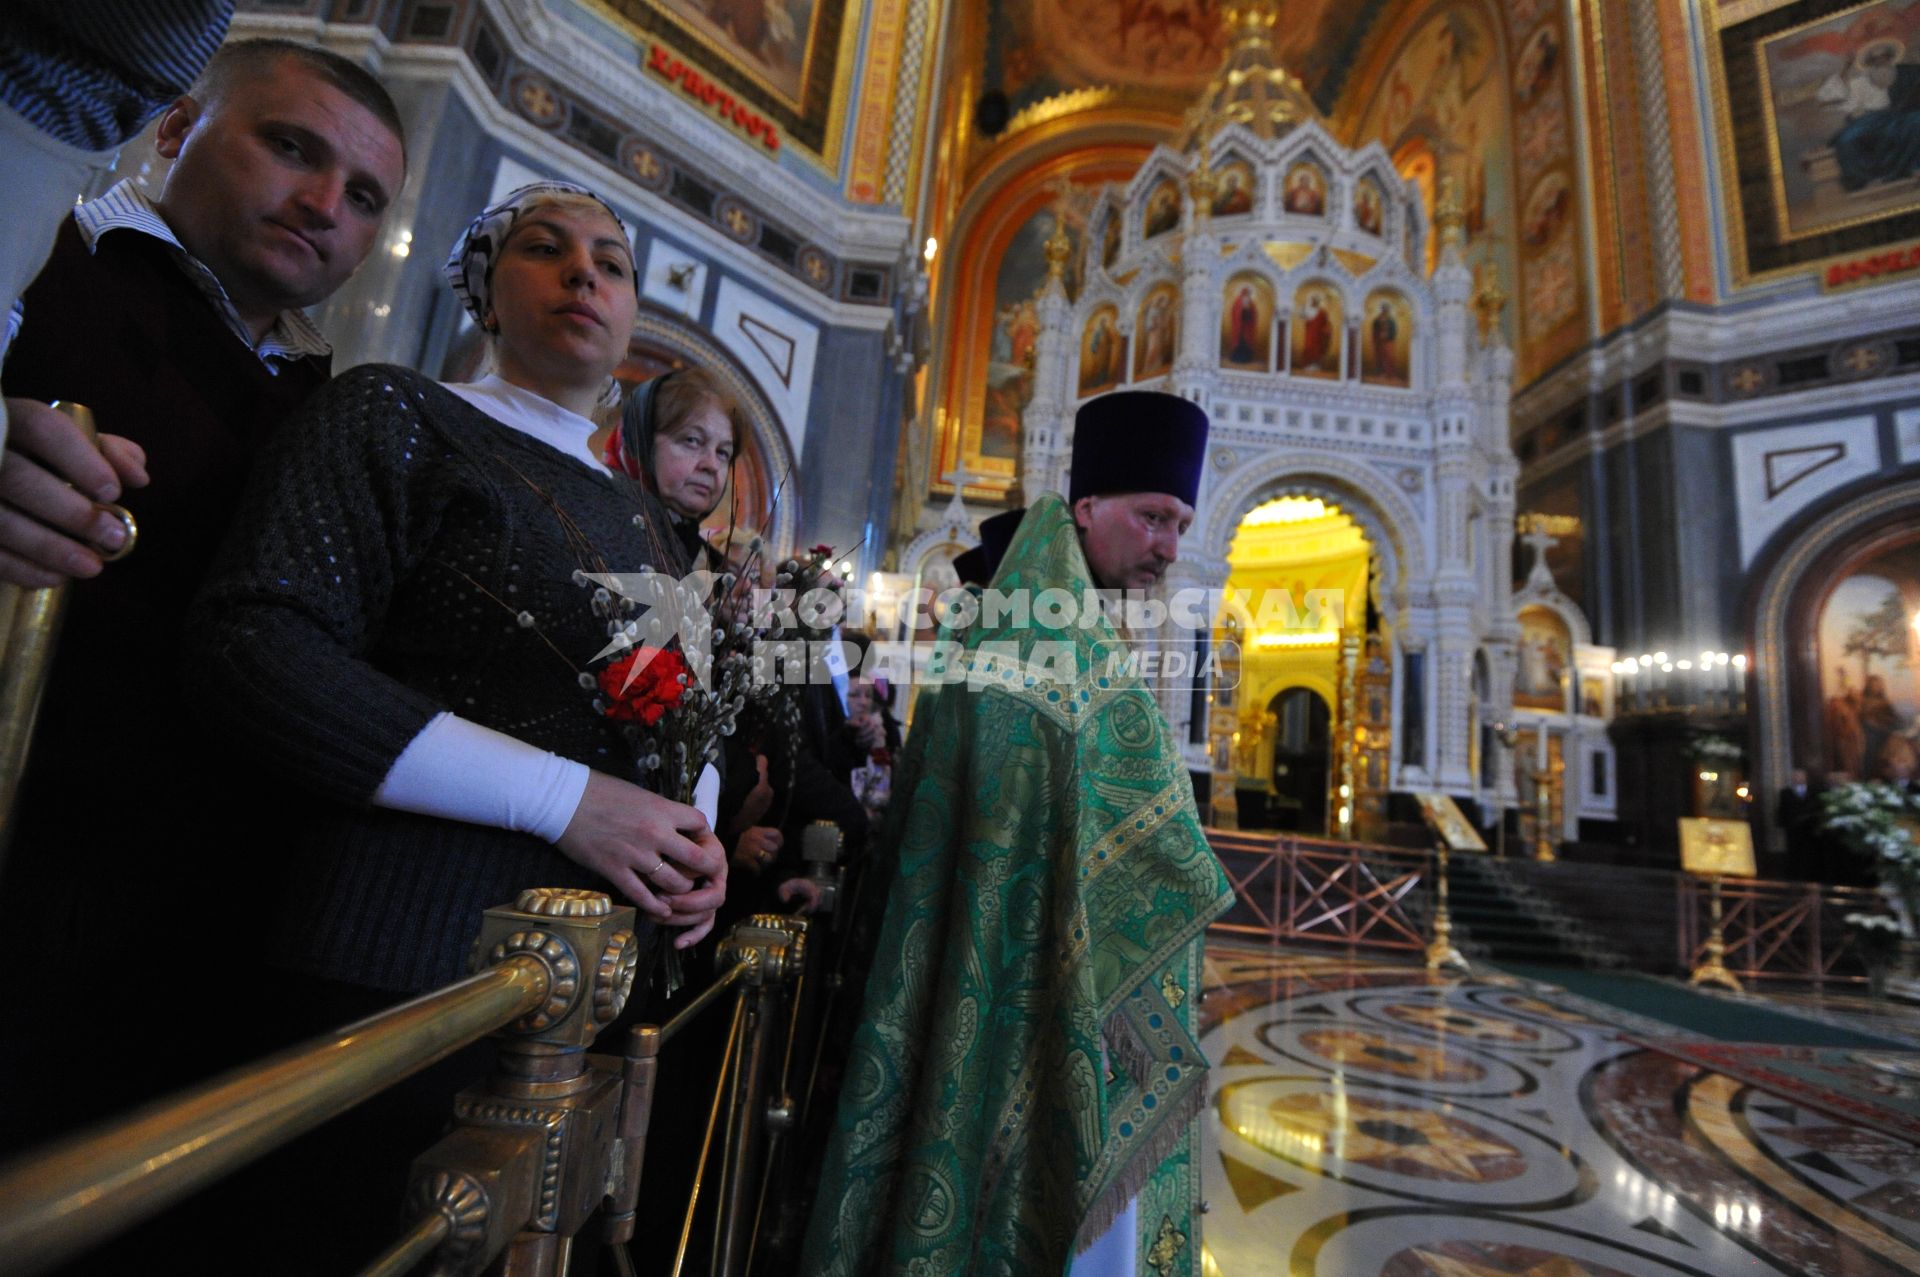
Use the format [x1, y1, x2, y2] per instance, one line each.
[728, 543, 849, 795]
[776, 543, 846, 639]
[586, 568, 760, 992]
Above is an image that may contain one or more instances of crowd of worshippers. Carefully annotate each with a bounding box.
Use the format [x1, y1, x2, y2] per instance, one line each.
[0, 24, 1225, 1277]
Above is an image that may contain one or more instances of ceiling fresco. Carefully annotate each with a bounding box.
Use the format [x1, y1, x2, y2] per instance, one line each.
[982, 0, 1394, 122]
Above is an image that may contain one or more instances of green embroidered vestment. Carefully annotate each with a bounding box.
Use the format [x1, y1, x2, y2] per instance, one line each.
[802, 495, 1232, 1276]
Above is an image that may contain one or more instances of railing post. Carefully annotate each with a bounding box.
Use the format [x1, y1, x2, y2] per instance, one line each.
[602, 1025, 661, 1248]
[1808, 883, 1824, 987]
[712, 914, 806, 1277]
[381, 887, 644, 1277]
[1276, 835, 1291, 945]
[1676, 876, 1690, 974]
[1350, 847, 1363, 948]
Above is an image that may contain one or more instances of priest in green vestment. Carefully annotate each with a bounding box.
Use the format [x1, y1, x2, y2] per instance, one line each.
[803, 391, 1233, 1277]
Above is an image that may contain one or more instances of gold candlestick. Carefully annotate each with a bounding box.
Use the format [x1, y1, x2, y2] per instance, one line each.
[1425, 841, 1470, 973]
[1688, 875, 1744, 992]
[1531, 768, 1557, 862]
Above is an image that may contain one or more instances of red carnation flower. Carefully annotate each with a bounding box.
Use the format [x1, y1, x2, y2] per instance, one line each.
[599, 646, 689, 722]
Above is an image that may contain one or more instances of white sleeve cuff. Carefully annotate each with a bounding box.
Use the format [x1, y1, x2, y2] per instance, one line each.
[693, 762, 719, 828]
[373, 712, 591, 844]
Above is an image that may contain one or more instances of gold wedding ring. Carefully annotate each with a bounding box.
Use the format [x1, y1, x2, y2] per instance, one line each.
[95, 504, 137, 562]
[49, 403, 138, 562]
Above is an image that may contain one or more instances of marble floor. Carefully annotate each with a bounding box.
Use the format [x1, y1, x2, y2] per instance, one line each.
[1196, 943, 1920, 1277]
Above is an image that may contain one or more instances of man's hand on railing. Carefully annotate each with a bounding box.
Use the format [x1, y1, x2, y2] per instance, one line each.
[776, 877, 822, 914]
[0, 398, 146, 587]
[558, 773, 728, 944]
[733, 825, 782, 875]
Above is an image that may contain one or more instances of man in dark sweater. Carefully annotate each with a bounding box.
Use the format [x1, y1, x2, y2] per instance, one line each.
[0, 37, 404, 585]
[0, 39, 408, 1145]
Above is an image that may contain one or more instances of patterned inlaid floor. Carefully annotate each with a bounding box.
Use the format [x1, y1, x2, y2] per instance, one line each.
[1197, 943, 1920, 1276]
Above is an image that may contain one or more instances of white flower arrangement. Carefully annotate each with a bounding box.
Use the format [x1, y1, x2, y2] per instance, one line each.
[1687, 733, 1745, 762]
[1819, 781, 1920, 891]
[1844, 910, 1906, 962]
[1845, 911, 1904, 936]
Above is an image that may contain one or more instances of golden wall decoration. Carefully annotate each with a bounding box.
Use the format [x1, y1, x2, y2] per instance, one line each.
[1341, 0, 1586, 382]
[1658, 4, 1724, 304]
[844, 0, 910, 202]
[931, 152, 1147, 497]
[591, 0, 856, 165]
[1262, 241, 1317, 271]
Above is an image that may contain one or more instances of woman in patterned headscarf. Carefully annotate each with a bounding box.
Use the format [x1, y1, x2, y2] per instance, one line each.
[184, 178, 743, 1268]
[191, 181, 730, 1005]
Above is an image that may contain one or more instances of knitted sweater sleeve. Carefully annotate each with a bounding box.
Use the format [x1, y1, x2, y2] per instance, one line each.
[185, 366, 457, 804]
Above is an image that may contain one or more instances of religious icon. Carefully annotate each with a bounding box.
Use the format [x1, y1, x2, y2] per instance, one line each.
[953, 199, 1086, 492]
[1218, 273, 1274, 371]
[1414, 792, 1488, 852]
[655, 0, 819, 105]
[1817, 543, 1920, 783]
[1101, 209, 1121, 269]
[1679, 818, 1756, 878]
[1514, 605, 1572, 710]
[982, 297, 1039, 461]
[1755, 1, 1920, 240]
[1353, 177, 1385, 235]
[1212, 160, 1255, 217]
[1360, 290, 1411, 386]
[1581, 675, 1608, 719]
[1289, 283, 1343, 378]
[1521, 170, 1571, 249]
[1515, 23, 1562, 105]
[1282, 162, 1327, 215]
[1078, 304, 1124, 396]
[1143, 177, 1182, 238]
[1134, 284, 1178, 379]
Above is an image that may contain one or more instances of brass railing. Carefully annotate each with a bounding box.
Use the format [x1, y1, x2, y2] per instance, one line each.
[1676, 876, 1889, 986]
[1208, 830, 1430, 951]
[0, 887, 823, 1277]
[0, 405, 842, 1272]
[0, 402, 136, 864]
[0, 939, 553, 1273]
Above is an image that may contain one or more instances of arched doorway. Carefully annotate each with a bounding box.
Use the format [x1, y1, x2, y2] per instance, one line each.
[1751, 476, 1920, 847]
[1268, 687, 1331, 833]
[1217, 494, 1380, 836]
